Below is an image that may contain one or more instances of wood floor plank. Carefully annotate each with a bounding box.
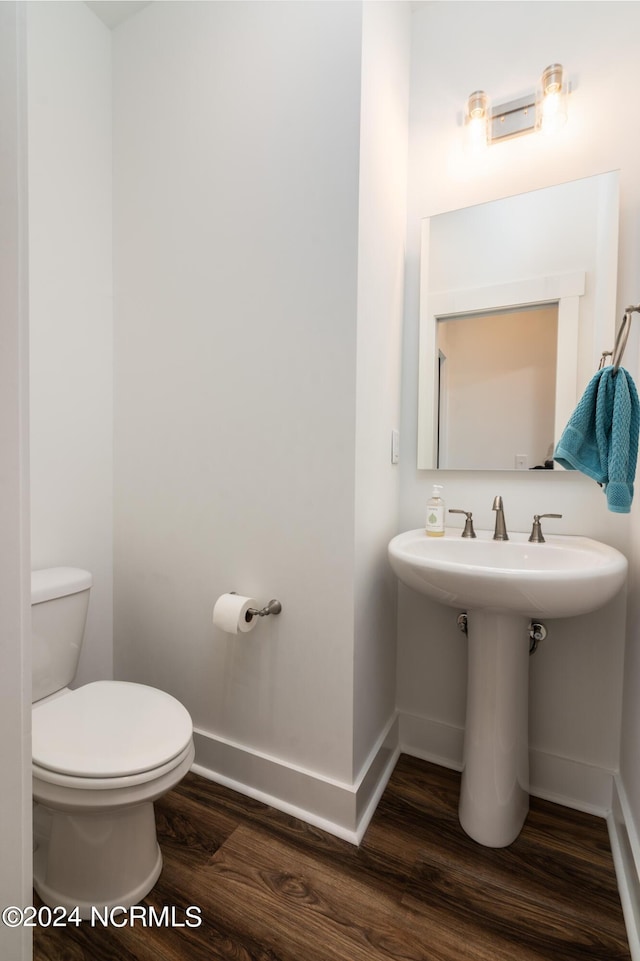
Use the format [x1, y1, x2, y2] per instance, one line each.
[153, 785, 240, 867]
[176, 772, 356, 863]
[33, 756, 631, 961]
[366, 788, 623, 933]
[404, 845, 630, 961]
[364, 758, 630, 960]
[33, 924, 159, 961]
[200, 824, 436, 961]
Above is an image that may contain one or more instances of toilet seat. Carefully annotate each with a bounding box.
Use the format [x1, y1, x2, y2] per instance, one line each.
[32, 741, 194, 791]
[32, 680, 193, 781]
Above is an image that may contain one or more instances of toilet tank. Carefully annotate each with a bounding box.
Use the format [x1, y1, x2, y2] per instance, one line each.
[31, 568, 92, 704]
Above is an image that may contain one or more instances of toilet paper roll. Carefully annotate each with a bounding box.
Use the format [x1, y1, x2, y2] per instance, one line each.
[213, 593, 258, 634]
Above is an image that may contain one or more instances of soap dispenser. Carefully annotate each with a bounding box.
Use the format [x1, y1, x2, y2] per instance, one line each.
[426, 485, 445, 537]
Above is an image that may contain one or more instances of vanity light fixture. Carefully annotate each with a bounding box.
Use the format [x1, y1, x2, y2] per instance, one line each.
[466, 64, 569, 146]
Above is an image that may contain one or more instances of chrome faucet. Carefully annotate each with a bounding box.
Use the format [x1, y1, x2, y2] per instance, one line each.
[492, 495, 508, 540]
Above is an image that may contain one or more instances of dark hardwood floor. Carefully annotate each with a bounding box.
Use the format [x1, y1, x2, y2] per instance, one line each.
[33, 755, 631, 960]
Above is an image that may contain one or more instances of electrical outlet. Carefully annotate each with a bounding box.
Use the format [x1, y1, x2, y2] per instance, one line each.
[515, 454, 528, 470]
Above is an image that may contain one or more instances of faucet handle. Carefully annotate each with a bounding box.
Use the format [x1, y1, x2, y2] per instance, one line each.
[449, 509, 477, 538]
[528, 513, 563, 543]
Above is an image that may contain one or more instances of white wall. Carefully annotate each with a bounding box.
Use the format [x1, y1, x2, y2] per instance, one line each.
[0, 5, 32, 958]
[399, 1, 640, 815]
[113, 1, 364, 811]
[22, 0, 409, 843]
[353, 1, 410, 781]
[27, 1, 113, 687]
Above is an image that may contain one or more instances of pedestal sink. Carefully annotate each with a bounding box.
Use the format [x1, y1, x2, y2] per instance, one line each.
[388, 528, 627, 847]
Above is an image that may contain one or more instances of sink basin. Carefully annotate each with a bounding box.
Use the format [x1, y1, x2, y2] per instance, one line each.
[388, 526, 628, 847]
[388, 528, 627, 618]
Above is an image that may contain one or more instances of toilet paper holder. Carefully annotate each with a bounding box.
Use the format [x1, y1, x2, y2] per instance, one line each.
[231, 593, 282, 622]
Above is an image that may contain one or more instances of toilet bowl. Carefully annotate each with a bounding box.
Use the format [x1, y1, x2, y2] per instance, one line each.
[31, 569, 195, 917]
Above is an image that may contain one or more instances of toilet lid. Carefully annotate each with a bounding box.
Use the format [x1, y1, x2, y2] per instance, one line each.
[32, 681, 193, 778]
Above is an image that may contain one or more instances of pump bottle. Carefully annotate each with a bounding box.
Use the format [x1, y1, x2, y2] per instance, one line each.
[426, 485, 445, 537]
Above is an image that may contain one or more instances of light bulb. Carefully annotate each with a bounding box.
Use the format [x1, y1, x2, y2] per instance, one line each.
[465, 90, 488, 152]
[538, 64, 567, 134]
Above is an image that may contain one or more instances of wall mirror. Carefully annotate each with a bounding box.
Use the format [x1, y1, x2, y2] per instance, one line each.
[417, 171, 620, 470]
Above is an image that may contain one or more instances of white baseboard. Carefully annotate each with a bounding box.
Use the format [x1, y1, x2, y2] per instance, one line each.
[191, 713, 400, 846]
[608, 775, 640, 961]
[399, 710, 613, 816]
[399, 711, 463, 772]
[529, 749, 613, 817]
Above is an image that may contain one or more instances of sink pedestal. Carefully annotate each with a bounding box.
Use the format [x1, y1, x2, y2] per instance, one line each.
[459, 611, 530, 847]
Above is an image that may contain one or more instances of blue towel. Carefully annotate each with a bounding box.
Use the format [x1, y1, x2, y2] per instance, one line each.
[554, 366, 640, 512]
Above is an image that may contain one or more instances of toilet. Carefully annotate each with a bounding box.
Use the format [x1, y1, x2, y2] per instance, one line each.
[31, 567, 195, 918]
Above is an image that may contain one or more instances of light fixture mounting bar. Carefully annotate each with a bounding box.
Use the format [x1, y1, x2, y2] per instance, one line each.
[490, 93, 536, 143]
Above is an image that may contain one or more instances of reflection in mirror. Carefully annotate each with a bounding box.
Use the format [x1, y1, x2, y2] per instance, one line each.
[437, 305, 558, 469]
[417, 172, 620, 471]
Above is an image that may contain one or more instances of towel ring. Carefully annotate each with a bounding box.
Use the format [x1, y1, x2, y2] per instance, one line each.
[600, 304, 640, 374]
[598, 350, 612, 371]
[612, 309, 634, 372]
